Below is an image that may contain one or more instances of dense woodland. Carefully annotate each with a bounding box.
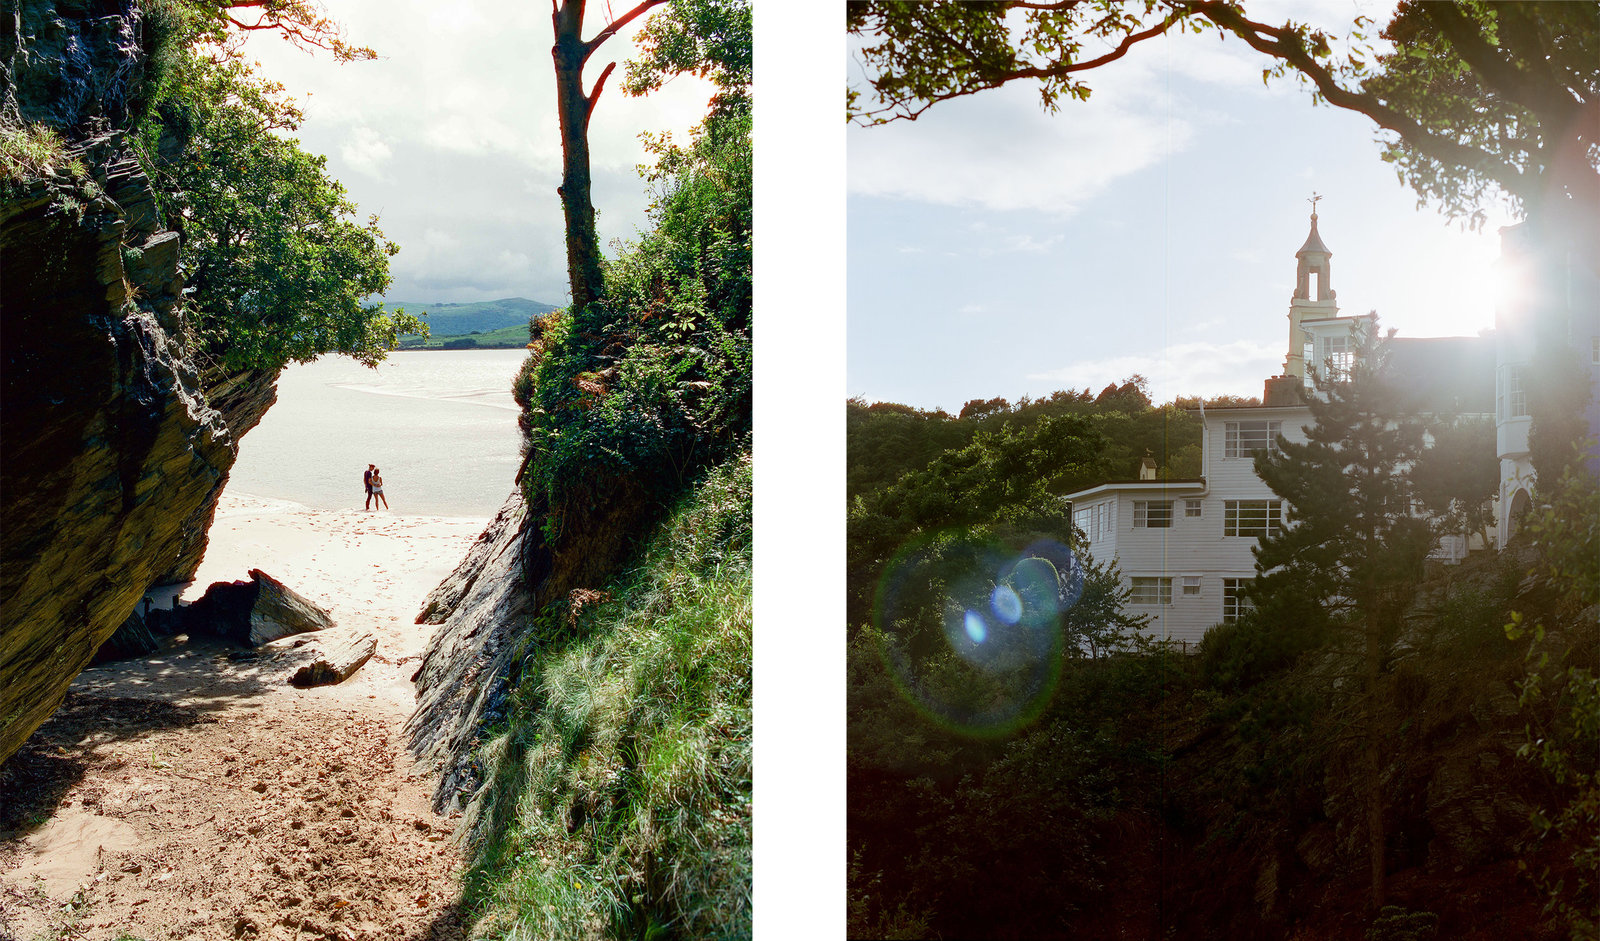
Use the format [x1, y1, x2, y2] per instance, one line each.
[847, 376, 1598, 941]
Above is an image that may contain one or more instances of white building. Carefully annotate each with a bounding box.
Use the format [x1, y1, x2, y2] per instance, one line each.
[1491, 219, 1600, 547]
[1065, 208, 1496, 646]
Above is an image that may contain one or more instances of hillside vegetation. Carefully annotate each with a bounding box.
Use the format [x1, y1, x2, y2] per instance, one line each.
[847, 381, 1598, 939]
[465, 457, 751, 940]
[454, 1, 752, 936]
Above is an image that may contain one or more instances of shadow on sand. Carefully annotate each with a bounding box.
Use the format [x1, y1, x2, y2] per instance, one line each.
[0, 630, 309, 835]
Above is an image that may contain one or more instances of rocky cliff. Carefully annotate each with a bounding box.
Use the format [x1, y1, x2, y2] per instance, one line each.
[405, 492, 536, 812]
[0, 1, 280, 762]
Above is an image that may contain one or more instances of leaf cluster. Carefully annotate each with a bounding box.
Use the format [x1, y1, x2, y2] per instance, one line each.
[118, 1, 417, 371]
[127, 20, 418, 371]
[1502, 464, 1600, 937]
[623, 0, 751, 113]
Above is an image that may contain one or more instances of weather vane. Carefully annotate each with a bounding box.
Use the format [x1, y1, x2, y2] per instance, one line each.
[1308, 192, 1323, 216]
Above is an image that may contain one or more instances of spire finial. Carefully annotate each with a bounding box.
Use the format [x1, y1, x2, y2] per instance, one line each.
[1308, 191, 1323, 221]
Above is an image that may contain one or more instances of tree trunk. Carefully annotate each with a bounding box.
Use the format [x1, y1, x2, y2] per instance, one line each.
[550, 0, 664, 314]
[552, 0, 604, 315]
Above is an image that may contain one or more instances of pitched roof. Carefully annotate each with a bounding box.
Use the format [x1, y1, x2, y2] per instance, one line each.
[1297, 215, 1331, 256]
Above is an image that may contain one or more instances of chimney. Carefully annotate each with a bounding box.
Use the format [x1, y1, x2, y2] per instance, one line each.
[1263, 375, 1302, 407]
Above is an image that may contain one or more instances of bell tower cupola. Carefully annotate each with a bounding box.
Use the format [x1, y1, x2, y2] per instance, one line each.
[1283, 194, 1339, 381]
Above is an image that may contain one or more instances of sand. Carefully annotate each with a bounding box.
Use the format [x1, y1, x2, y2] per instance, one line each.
[0, 493, 491, 941]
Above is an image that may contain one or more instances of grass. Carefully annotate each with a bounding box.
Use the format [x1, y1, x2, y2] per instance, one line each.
[0, 124, 85, 184]
[462, 453, 752, 940]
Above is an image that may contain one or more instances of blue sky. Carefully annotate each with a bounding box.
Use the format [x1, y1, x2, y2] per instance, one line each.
[847, 3, 1515, 411]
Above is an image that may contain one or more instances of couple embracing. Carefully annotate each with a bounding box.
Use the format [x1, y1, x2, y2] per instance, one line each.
[363, 464, 389, 510]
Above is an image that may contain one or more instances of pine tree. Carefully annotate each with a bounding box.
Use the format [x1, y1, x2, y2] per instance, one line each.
[1249, 327, 1438, 910]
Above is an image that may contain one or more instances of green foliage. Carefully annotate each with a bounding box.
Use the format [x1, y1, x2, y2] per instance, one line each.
[463, 456, 752, 940]
[1366, 905, 1440, 941]
[1362, 2, 1598, 223]
[623, 0, 751, 112]
[0, 124, 84, 184]
[124, 7, 420, 371]
[1249, 328, 1438, 654]
[1198, 607, 1329, 692]
[846, 383, 1202, 503]
[847, 849, 935, 940]
[1504, 465, 1600, 938]
[520, 71, 751, 539]
[1410, 416, 1499, 546]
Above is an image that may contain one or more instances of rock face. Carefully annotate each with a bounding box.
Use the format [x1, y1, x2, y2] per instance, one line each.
[0, 2, 280, 762]
[91, 607, 160, 664]
[178, 570, 335, 647]
[406, 493, 535, 812]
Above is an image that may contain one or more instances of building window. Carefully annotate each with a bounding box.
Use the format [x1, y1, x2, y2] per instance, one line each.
[1185, 499, 1202, 518]
[1223, 578, 1254, 623]
[1225, 500, 1283, 538]
[1074, 507, 1092, 540]
[1129, 577, 1172, 605]
[1500, 364, 1527, 420]
[1181, 575, 1201, 596]
[1097, 502, 1110, 537]
[1321, 335, 1354, 379]
[1133, 500, 1173, 528]
[1225, 420, 1282, 458]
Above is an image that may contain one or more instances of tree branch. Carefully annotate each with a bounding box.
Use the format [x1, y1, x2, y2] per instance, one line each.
[584, 0, 667, 59]
[585, 61, 617, 131]
[1185, 1, 1533, 203]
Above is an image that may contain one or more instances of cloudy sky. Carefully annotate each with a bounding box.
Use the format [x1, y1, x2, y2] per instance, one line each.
[847, 1, 1518, 411]
[240, 0, 717, 306]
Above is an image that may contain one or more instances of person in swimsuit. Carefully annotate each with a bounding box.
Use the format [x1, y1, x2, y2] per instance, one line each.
[364, 463, 376, 510]
[370, 468, 389, 509]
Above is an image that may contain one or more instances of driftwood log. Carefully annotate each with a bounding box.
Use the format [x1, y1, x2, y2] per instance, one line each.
[288, 631, 378, 688]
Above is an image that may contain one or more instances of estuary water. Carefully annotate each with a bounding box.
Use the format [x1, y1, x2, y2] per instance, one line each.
[225, 349, 527, 517]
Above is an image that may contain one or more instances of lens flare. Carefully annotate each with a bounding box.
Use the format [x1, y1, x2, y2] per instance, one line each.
[964, 609, 988, 643]
[871, 530, 1088, 738]
[990, 585, 1022, 624]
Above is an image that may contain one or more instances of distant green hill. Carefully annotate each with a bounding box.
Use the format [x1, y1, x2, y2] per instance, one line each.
[385, 297, 561, 338]
[397, 322, 532, 350]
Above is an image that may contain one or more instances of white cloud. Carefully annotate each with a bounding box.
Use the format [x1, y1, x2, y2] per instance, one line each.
[233, 0, 717, 303]
[1027, 339, 1283, 403]
[988, 233, 1062, 255]
[849, 79, 1192, 215]
[339, 126, 392, 178]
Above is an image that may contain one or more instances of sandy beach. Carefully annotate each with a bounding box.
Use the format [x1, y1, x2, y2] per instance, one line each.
[0, 493, 492, 941]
